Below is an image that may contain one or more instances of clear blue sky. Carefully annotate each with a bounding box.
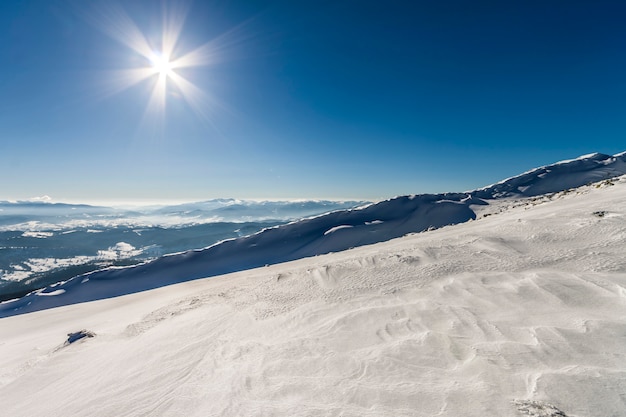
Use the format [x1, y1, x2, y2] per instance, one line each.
[1, 0, 625, 203]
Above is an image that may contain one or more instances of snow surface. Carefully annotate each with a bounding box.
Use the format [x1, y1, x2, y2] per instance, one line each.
[472, 152, 626, 198]
[2, 151, 625, 317]
[0, 161, 625, 415]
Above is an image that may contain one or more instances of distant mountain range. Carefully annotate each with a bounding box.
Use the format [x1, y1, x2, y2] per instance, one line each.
[0, 199, 367, 229]
[0, 199, 366, 302]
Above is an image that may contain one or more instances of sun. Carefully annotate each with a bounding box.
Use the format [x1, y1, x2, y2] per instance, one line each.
[87, 2, 225, 128]
[149, 53, 174, 77]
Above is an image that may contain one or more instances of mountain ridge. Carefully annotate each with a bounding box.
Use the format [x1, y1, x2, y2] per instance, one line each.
[2, 151, 625, 317]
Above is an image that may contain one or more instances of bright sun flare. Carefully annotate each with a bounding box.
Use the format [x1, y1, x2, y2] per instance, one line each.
[90, 0, 255, 131]
[150, 53, 174, 77]
[91, 2, 224, 126]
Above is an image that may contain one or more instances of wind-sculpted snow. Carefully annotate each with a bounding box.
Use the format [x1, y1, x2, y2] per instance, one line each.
[1, 151, 625, 317]
[2, 173, 625, 416]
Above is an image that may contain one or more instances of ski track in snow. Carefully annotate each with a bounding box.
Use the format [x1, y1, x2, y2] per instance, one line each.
[0, 173, 625, 416]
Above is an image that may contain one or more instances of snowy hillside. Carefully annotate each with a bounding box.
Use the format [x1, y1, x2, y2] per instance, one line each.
[1, 171, 625, 416]
[473, 151, 626, 198]
[0, 199, 363, 301]
[2, 151, 625, 317]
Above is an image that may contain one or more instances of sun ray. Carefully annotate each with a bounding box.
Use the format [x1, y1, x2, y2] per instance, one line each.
[93, 68, 155, 101]
[168, 71, 215, 123]
[169, 43, 215, 69]
[138, 74, 168, 139]
[87, 2, 154, 60]
[160, 0, 189, 60]
[170, 18, 260, 69]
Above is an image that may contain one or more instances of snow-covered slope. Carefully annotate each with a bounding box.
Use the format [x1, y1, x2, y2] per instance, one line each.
[473, 152, 626, 198]
[1, 174, 624, 416]
[2, 151, 625, 317]
[0, 199, 365, 302]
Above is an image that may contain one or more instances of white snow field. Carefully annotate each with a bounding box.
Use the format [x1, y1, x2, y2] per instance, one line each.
[1, 164, 626, 416]
[2, 151, 625, 317]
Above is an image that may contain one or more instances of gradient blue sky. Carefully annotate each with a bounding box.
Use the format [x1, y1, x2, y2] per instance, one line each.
[1, 0, 625, 203]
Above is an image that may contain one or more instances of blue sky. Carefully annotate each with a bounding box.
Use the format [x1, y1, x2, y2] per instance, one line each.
[1, 0, 625, 203]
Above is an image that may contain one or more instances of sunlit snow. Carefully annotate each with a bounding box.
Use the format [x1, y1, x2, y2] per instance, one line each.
[0, 152, 625, 416]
